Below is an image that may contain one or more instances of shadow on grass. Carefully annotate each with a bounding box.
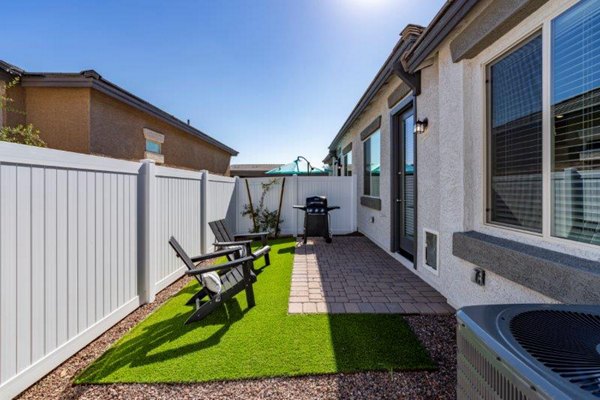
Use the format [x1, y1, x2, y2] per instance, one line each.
[77, 286, 246, 382]
[276, 246, 295, 255]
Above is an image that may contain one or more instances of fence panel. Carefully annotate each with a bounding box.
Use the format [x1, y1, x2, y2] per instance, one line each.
[235, 176, 355, 236]
[0, 142, 140, 399]
[206, 174, 236, 251]
[153, 166, 203, 292]
[296, 176, 355, 234]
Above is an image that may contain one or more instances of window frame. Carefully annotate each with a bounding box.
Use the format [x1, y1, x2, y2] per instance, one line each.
[143, 127, 165, 164]
[363, 129, 381, 198]
[484, 30, 544, 234]
[482, 0, 599, 250]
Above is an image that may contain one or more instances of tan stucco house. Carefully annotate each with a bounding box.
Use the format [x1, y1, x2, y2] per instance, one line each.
[325, 0, 600, 309]
[0, 60, 237, 175]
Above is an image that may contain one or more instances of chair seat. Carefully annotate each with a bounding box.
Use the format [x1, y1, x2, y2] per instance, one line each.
[219, 266, 257, 292]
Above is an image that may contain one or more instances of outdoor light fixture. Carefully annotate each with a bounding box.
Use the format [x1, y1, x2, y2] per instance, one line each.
[414, 118, 428, 134]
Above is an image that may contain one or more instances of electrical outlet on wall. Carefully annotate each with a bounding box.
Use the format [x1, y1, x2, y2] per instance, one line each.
[472, 268, 486, 286]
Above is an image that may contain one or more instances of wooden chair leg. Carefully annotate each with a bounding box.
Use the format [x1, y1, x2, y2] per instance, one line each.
[264, 252, 271, 267]
[242, 260, 256, 308]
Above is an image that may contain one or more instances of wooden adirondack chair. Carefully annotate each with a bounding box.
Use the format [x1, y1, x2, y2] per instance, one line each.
[209, 219, 271, 268]
[169, 237, 257, 324]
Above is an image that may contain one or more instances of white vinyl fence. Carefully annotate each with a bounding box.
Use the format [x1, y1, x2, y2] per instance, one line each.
[234, 176, 357, 236]
[0, 142, 351, 399]
[0, 142, 236, 399]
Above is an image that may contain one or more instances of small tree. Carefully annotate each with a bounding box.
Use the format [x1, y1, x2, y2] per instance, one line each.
[0, 77, 46, 147]
[241, 178, 283, 238]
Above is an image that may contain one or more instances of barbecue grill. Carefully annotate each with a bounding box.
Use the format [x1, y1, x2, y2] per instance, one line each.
[293, 196, 339, 244]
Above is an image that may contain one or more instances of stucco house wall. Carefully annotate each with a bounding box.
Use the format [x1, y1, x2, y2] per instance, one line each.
[335, 75, 408, 249]
[24, 87, 92, 154]
[90, 90, 232, 174]
[325, 0, 599, 310]
[413, 0, 597, 308]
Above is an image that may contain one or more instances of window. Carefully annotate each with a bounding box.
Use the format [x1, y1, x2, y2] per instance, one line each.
[551, 0, 600, 246]
[343, 150, 352, 176]
[363, 130, 380, 197]
[487, 34, 543, 232]
[143, 128, 165, 163]
[145, 139, 161, 154]
[486, 0, 600, 246]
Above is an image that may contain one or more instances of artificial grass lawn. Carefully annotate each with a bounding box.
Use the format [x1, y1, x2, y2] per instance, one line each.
[76, 238, 435, 384]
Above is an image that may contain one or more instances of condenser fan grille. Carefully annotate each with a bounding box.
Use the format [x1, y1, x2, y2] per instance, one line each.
[510, 310, 600, 397]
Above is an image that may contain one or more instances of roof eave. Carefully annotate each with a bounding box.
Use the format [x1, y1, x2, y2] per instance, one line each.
[326, 36, 415, 151]
[404, 0, 480, 74]
[18, 71, 239, 156]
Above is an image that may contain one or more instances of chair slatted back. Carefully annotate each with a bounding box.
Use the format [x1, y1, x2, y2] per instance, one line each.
[169, 237, 202, 284]
[209, 220, 233, 242]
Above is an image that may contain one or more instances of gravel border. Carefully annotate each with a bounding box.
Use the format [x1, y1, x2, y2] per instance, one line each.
[18, 278, 457, 400]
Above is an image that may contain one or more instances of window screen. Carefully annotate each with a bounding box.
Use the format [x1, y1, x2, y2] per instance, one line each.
[552, 0, 600, 245]
[488, 34, 543, 232]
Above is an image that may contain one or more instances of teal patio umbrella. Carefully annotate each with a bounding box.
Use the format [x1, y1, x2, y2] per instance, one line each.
[266, 157, 324, 175]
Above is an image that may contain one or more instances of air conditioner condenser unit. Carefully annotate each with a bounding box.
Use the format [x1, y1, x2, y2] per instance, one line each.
[457, 304, 600, 400]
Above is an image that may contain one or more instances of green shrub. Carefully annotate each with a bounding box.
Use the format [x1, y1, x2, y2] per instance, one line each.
[0, 124, 46, 147]
[1, 77, 46, 147]
[241, 178, 283, 237]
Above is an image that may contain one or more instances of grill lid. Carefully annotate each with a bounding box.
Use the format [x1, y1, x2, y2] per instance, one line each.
[510, 310, 600, 397]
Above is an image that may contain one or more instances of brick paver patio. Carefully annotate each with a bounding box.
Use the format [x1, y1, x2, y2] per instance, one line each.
[288, 236, 454, 314]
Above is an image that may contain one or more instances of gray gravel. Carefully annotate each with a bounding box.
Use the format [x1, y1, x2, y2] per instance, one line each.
[18, 278, 457, 400]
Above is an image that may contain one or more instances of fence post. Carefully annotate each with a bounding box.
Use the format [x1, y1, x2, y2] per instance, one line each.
[233, 176, 240, 235]
[138, 159, 157, 304]
[292, 174, 299, 237]
[200, 170, 209, 254]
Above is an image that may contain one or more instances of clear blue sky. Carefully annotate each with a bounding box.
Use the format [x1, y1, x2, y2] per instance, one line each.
[3, 0, 444, 166]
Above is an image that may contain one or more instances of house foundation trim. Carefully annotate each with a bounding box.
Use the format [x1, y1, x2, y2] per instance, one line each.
[452, 231, 600, 304]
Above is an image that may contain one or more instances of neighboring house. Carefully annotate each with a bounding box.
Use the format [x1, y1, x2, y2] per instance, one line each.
[0, 61, 237, 174]
[230, 164, 283, 178]
[325, 0, 600, 309]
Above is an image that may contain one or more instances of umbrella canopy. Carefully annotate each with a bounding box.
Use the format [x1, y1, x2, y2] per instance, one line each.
[266, 158, 324, 175]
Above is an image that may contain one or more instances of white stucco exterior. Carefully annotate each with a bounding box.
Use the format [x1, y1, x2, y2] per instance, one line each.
[414, 0, 598, 308]
[329, 0, 599, 310]
[334, 75, 408, 251]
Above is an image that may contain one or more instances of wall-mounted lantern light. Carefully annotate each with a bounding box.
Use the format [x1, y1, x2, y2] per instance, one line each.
[414, 118, 428, 134]
[333, 157, 342, 175]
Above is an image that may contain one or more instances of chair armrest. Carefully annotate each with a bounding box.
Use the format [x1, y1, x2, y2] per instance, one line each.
[234, 232, 268, 246]
[234, 232, 269, 239]
[185, 256, 254, 276]
[189, 248, 241, 263]
[214, 240, 252, 247]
